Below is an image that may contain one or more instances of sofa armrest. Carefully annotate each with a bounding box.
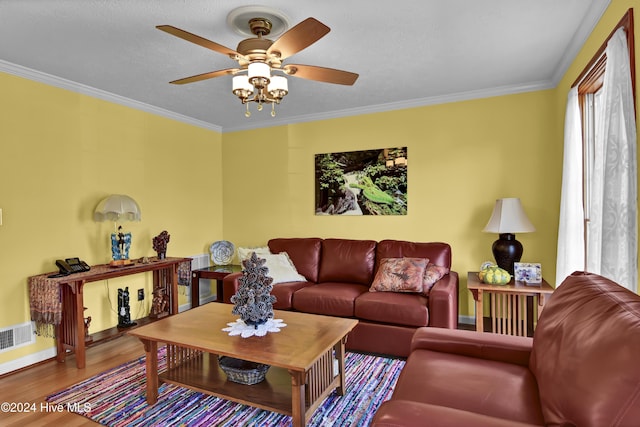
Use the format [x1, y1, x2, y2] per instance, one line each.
[371, 400, 540, 427]
[410, 327, 532, 366]
[428, 271, 459, 329]
[222, 272, 243, 303]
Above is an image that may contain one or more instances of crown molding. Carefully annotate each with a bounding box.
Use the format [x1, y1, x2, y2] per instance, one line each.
[550, 0, 611, 85]
[222, 79, 554, 133]
[0, 60, 222, 133]
[1, 59, 553, 135]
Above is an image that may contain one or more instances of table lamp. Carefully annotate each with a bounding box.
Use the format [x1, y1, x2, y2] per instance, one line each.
[482, 198, 535, 275]
[94, 194, 141, 265]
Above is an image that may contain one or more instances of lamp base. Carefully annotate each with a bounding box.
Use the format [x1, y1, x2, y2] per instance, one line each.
[111, 229, 132, 261]
[492, 233, 523, 276]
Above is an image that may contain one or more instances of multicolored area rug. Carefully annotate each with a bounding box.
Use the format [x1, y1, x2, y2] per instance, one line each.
[47, 348, 404, 426]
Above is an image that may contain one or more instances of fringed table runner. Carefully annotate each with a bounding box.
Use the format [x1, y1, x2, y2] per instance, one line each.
[28, 274, 63, 338]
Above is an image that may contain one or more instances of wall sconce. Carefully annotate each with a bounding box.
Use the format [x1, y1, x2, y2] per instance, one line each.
[94, 194, 141, 266]
[482, 198, 535, 275]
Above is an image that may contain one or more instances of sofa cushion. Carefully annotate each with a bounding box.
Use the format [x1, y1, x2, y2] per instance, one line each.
[270, 281, 310, 310]
[376, 240, 452, 270]
[370, 257, 428, 293]
[372, 400, 541, 427]
[393, 349, 544, 425]
[268, 238, 322, 283]
[318, 238, 377, 285]
[292, 282, 369, 317]
[530, 272, 640, 426]
[355, 292, 429, 327]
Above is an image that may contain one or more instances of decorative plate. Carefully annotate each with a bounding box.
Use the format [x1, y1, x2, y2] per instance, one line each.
[210, 240, 235, 265]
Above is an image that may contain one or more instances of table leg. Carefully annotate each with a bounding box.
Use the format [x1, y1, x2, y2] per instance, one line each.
[169, 266, 179, 314]
[191, 272, 200, 308]
[335, 337, 347, 395]
[289, 370, 306, 427]
[73, 282, 86, 369]
[472, 289, 483, 332]
[55, 323, 65, 363]
[141, 339, 159, 404]
[537, 293, 547, 318]
[215, 279, 224, 303]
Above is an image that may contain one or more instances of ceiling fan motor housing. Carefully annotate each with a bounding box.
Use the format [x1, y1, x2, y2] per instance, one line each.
[248, 18, 272, 36]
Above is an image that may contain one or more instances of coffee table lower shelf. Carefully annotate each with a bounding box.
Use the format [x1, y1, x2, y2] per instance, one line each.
[158, 349, 340, 423]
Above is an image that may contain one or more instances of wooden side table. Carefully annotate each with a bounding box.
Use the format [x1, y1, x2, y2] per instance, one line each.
[191, 265, 241, 307]
[467, 272, 554, 336]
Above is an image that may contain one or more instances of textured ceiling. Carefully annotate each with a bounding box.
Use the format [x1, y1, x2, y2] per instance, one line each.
[0, 1, 610, 132]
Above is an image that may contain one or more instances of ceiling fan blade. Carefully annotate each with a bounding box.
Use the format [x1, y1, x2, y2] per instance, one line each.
[283, 64, 358, 85]
[169, 68, 239, 85]
[267, 18, 330, 60]
[157, 25, 243, 59]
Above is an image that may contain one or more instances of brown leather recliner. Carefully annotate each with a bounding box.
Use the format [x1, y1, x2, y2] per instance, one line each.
[372, 272, 640, 426]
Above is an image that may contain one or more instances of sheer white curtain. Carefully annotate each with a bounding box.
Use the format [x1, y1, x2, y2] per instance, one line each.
[587, 28, 637, 291]
[556, 87, 584, 286]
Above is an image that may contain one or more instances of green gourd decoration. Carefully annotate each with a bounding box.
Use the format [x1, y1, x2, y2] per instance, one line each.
[478, 263, 511, 285]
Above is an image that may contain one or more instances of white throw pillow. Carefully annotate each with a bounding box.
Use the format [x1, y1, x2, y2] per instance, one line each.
[261, 253, 307, 284]
[237, 246, 271, 266]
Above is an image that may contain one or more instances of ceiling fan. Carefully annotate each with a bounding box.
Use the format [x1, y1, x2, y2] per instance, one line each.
[157, 16, 359, 116]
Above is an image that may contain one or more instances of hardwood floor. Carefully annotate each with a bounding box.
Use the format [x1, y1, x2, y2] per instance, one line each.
[0, 335, 145, 426]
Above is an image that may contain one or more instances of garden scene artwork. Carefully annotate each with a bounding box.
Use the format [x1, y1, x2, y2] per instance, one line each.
[315, 147, 407, 215]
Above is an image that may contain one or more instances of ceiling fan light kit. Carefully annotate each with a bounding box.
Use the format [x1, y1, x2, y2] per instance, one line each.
[157, 6, 357, 118]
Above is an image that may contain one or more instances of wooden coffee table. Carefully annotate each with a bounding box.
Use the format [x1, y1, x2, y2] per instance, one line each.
[128, 303, 358, 427]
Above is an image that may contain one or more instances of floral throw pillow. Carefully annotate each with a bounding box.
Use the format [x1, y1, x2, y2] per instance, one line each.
[370, 257, 429, 293]
[422, 263, 450, 295]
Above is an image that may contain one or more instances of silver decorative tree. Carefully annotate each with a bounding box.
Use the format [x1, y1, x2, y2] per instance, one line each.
[231, 252, 276, 328]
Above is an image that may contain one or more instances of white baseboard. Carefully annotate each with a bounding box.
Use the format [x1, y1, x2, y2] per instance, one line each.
[0, 346, 56, 376]
[458, 315, 475, 327]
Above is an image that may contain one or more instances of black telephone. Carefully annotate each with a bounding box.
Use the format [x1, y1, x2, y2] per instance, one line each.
[54, 257, 91, 276]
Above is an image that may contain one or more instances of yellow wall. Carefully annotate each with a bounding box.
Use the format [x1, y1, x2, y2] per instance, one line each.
[222, 90, 560, 318]
[0, 72, 223, 364]
[2, 0, 638, 370]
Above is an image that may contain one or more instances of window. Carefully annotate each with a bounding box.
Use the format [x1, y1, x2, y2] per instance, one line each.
[574, 10, 635, 238]
[557, 9, 637, 291]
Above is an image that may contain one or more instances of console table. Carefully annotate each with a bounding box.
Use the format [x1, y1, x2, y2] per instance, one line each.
[28, 257, 190, 369]
[467, 272, 554, 336]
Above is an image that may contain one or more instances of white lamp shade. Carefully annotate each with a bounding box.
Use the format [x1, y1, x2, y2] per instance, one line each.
[94, 194, 141, 222]
[483, 198, 535, 233]
[232, 75, 253, 93]
[268, 75, 288, 93]
[248, 62, 270, 80]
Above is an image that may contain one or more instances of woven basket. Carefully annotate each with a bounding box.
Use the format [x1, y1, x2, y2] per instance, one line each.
[218, 356, 270, 385]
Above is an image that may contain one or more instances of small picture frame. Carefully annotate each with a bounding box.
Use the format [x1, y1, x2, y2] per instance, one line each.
[514, 263, 542, 285]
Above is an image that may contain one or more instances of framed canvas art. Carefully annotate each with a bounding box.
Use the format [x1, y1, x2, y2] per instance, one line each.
[315, 147, 407, 215]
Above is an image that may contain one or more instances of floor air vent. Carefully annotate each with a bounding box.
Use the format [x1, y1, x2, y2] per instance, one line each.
[0, 322, 35, 353]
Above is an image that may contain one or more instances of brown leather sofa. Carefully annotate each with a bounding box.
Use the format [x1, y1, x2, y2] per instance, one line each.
[371, 272, 640, 426]
[223, 238, 459, 357]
